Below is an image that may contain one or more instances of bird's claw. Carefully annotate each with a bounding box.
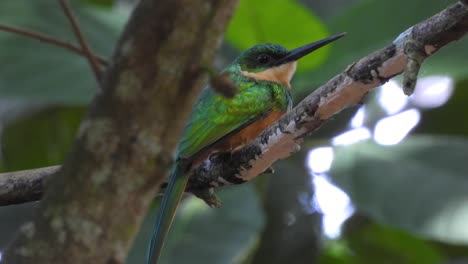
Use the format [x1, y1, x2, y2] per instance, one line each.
[192, 188, 222, 208]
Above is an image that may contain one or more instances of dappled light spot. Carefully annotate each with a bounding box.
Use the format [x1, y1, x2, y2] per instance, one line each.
[307, 148, 354, 238]
[378, 80, 409, 115]
[307, 147, 334, 174]
[374, 109, 420, 145]
[312, 174, 354, 239]
[410, 76, 454, 108]
[332, 128, 371, 146]
[350, 106, 366, 128]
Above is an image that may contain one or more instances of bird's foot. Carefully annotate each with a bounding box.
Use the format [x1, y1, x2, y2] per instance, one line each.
[192, 188, 222, 208]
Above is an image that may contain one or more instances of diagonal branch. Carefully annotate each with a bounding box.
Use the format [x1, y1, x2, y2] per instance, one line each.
[186, 0, 468, 203]
[0, 0, 467, 208]
[58, 0, 103, 82]
[0, 24, 108, 66]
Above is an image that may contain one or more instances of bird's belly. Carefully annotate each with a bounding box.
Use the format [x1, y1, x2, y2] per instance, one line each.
[189, 110, 285, 167]
[219, 110, 285, 150]
[186, 110, 286, 190]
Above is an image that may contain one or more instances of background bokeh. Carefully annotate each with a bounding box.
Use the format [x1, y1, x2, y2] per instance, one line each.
[1, 0, 468, 263]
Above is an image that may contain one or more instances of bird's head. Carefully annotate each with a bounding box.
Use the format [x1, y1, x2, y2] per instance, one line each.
[234, 33, 345, 88]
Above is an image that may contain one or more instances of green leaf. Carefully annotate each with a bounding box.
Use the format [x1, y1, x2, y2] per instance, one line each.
[0, 0, 128, 103]
[226, 0, 330, 72]
[0, 106, 84, 171]
[344, 215, 444, 264]
[321, 214, 468, 264]
[127, 184, 265, 264]
[329, 136, 468, 245]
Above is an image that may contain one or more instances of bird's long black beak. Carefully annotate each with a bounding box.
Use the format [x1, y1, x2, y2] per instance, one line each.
[275, 32, 346, 66]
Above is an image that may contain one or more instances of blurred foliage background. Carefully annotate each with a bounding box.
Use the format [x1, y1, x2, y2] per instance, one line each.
[0, 0, 468, 263]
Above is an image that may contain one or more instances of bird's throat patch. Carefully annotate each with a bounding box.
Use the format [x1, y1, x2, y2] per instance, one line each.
[241, 62, 297, 88]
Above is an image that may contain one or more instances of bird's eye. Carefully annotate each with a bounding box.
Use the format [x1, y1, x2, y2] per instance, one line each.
[256, 54, 271, 64]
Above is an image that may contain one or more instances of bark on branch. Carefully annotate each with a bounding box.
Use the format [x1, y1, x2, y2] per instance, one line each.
[1, 0, 238, 263]
[0, 166, 59, 206]
[0, 0, 467, 208]
[186, 0, 468, 200]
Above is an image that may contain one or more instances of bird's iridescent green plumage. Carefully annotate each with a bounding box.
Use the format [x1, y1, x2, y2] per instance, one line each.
[147, 44, 293, 264]
[147, 33, 346, 263]
[177, 62, 292, 159]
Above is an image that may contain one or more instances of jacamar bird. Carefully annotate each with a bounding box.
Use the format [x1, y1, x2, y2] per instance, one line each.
[147, 33, 345, 264]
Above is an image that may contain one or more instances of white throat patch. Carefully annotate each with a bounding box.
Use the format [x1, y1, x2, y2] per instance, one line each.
[241, 61, 297, 88]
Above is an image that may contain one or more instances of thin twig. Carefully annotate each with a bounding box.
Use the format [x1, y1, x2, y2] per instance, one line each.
[58, 0, 103, 82]
[0, 24, 108, 66]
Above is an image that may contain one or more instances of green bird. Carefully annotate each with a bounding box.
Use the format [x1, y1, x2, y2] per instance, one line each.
[147, 33, 345, 264]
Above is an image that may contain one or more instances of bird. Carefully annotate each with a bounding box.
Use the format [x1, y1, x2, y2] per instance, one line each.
[146, 33, 345, 264]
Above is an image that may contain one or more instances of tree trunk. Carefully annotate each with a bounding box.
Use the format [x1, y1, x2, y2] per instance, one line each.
[2, 0, 238, 263]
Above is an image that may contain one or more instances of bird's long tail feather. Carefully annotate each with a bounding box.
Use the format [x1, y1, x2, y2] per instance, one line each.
[146, 163, 188, 264]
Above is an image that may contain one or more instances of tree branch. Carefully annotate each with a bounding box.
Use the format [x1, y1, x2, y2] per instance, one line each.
[58, 0, 102, 82]
[0, 166, 59, 206]
[0, 24, 108, 66]
[186, 0, 468, 204]
[1, 0, 238, 263]
[0, 0, 466, 208]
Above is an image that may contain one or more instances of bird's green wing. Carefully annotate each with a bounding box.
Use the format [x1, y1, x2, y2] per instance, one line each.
[147, 81, 291, 264]
[177, 82, 291, 159]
